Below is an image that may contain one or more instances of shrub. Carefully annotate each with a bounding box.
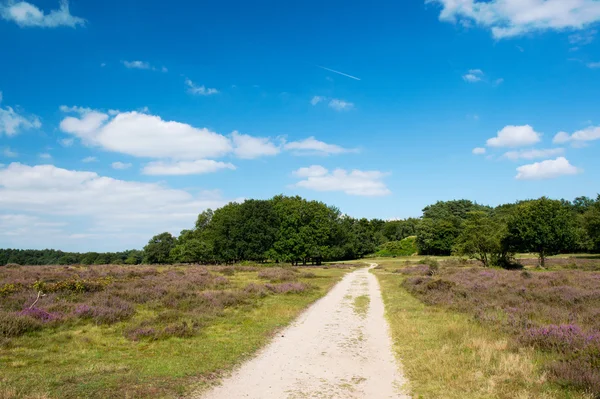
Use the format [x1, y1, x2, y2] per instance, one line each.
[375, 236, 418, 257]
[0, 312, 42, 337]
[520, 324, 599, 353]
[19, 307, 61, 322]
[258, 268, 298, 282]
[265, 282, 310, 294]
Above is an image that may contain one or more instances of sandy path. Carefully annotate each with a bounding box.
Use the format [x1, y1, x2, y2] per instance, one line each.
[196, 264, 410, 399]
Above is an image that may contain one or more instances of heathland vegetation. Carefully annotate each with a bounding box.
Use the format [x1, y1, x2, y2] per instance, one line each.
[0, 263, 352, 397]
[2, 193, 600, 398]
[1, 194, 599, 267]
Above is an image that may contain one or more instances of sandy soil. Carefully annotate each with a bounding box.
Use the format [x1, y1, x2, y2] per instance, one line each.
[196, 264, 410, 399]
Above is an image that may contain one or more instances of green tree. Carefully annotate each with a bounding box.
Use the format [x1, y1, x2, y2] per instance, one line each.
[415, 218, 461, 256]
[453, 211, 505, 267]
[582, 195, 600, 252]
[144, 232, 176, 264]
[503, 198, 577, 267]
[170, 239, 213, 264]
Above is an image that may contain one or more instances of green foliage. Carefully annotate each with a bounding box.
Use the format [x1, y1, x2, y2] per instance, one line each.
[143, 232, 176, 264]
[453, 211, 506, 267]
[415, 218, 461, 256]
[503, 198, 578, 267]
[376, 236, 418, 257]
[582, 196, 600, 252]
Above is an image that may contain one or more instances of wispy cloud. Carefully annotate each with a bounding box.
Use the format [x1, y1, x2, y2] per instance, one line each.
[328, 99, 354, 111]
[317, 66, 361, 81]
[122, 60, 167, 72]
[112, 161, 132, 170]
[185, 79, 219, 96]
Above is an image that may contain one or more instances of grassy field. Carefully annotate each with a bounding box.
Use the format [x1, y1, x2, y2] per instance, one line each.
[374, 256, 600, 399]
[0, 264, 354, 398]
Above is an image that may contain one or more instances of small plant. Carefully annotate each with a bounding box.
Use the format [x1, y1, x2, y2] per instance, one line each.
[0, 312, 42, 337]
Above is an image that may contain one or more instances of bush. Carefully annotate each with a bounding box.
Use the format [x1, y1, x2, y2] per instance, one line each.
[0, 312, 42, 337]
[375, 236, 418, 257]
[258, 268, 298, 282]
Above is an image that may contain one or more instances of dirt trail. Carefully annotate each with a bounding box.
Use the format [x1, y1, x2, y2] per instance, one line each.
[197, 264, 410, 399]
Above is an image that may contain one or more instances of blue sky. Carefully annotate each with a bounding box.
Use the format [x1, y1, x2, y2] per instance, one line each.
[1, 0, 600, 251]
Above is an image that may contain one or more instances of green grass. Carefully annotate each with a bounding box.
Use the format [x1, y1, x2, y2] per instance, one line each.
[352, 295, 370, 317]
[373, 268, 592, 399]
[0, 267, 350, 399]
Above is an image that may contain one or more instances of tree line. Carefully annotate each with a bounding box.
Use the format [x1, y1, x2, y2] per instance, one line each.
[1, 194, 599, 267]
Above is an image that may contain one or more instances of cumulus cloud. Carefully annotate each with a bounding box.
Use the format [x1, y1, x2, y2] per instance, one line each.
[292, 166, 391, 196]
[472, 147, 486, 155]
[231, 131, 280, 159]
[503, 148, 564, 161]
[0, 0, 85, 28]
[328, 99, 354, 111]
[293, 165, 329, 178]
[515, 157, 581, 180]
[554, 126, 600, 145]
[284, 137, 357, 156]
[185, 79, 218, 96]
[0, 163, 232, 250]
[463, 69, 484, 82]
[486, 125, 542, 148]
[0, 101, 41, 136]
[59, 108, 232, 160]
[427, 0, 600, 39]
[142, 160, 235, 176]
[111, 161, 132, 170]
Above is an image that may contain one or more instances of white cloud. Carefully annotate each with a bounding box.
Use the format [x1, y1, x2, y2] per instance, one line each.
[494, 78, 504, 86]
[39, 153, 52, 159]
[587, 62, 600, 69]
[328, 99, 354, 111]
[81, 156, 97, 163]
[553, 126, 600, 144]
[310, 96, 325, 105]
[292, 166, 391, 196]
[463, 69, 484, 82]
[0, 104, 41, 136]
[0, 163, 232, 250]
[122, 61, 167, 72]
[185, 79, 218, 96]
[2, 147, 18, 158]
[293, 165, 329, 178]
[569, 29, 597, 49]
[428, 0, 600, 39]
[142, 160, 235, 176]
[111, 161, 132, 170]
[59, 108, 232, 160]
[0, 0, 85, 28]
[486, 125, 542, 148]
[472, 147, 486, 155]
[122, 60, 150, 69]
[503, 148, 564, 161]
[515, 157, 581, 180]
[231, 131, 280, 159]
[284, 137, 357, 156]
[60, 137, 74, 147]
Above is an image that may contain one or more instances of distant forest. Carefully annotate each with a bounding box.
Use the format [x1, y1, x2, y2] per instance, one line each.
[1, 194, 599, 267]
